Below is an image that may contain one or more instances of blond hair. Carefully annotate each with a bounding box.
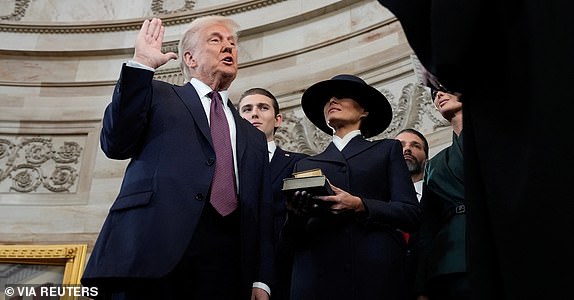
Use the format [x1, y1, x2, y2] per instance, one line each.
[178, 16, 240, 82]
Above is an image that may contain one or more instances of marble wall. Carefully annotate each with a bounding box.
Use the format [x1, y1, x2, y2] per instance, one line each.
[0, 0, 452, 253]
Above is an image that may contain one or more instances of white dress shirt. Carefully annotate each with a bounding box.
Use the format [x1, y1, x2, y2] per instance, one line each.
[267, 141, 277, 162]
[413, 180, 423, 202]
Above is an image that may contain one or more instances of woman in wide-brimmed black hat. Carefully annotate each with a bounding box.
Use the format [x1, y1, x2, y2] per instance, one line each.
[282, 74, 421, 300]
[300, 74, 392, 138]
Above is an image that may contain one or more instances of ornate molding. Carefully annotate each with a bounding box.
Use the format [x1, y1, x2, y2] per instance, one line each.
[161, 40, 180, 55]
[154, 67, 184, 85]
[276, 112, 331, 155]
[0, 136, 83, 194]
[0, 244, 88, 286]
[377, 83, 450, 139]
[0, 245, 81, 259]
[381, 83, 424, 137]
[0, 0, 288, 34]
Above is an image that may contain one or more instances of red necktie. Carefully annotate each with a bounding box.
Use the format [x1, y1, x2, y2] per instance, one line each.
[209, 91, 238, 216]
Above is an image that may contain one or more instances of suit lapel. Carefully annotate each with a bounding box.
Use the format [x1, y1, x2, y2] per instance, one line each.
[307, 143, 347, 165]
[173, 83, 212, 145]
[270, 147, 292, 182]
[341, 136, 379, 160]
[308, 137, 378, 165]
[230, 101, 247, 166]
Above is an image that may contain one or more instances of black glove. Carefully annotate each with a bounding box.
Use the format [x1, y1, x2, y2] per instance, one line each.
[287, 190, 317, 216]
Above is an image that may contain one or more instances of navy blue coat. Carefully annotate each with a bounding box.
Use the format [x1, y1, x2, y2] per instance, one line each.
[283, 136, 421, 300]
[270, 147, 308, 245]
[82, 65, 274, 298]
[270, 146, 307, 300]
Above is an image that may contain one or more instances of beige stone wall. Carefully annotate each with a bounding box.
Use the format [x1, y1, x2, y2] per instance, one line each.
[0, 0, 452, 253]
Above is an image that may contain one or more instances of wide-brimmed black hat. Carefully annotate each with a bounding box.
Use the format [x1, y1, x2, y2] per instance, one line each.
[301, 74, 392, 138]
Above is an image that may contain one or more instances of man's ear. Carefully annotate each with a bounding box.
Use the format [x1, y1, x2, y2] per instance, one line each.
[361, 111, 369, 119]
[183, 51, 197, 68]
[274, 113, 283, 128]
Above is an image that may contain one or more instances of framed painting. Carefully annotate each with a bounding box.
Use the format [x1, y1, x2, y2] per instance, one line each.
[0, 244, 88, 299]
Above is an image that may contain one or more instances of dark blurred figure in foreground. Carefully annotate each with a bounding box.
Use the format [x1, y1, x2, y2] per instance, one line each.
[377, 1, 574, 299]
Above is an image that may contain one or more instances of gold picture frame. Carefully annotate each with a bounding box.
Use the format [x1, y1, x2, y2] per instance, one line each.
[0, 244, 88, 299]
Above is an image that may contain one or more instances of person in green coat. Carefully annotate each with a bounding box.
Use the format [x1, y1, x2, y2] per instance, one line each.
[415, 86, 467, 300]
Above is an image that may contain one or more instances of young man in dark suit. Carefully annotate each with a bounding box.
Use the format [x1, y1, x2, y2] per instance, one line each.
[238, 88, 308, 246]
[238, 88, 307, 300]
[82, 16, 273, 300]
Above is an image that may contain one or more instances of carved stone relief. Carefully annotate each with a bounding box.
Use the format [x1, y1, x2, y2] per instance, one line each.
[155, 42, 183, 85]
[0, 0, 30, 21]
[275, 112, 331, 156]
[155, 68, 184, 85]
[379, 83, 450, 138]
[151, 0, 196, 15]
[0, 135, 84, 194]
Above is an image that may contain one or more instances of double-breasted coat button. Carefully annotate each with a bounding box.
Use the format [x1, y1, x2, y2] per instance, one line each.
[195, 193, 204, 201]
[206, 158, 215, 165]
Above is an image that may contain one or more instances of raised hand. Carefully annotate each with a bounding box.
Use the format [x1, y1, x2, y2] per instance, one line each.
[133, 18, 178, 69]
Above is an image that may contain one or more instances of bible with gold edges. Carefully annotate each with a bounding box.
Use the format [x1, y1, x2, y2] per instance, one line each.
[282, 168, 334, 196]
